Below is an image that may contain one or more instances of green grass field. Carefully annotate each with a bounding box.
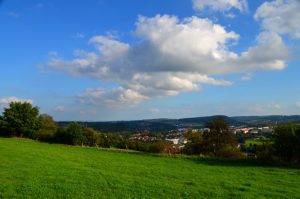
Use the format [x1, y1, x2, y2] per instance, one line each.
[0, 138, 299, 199]
[245, 139, 263, 147]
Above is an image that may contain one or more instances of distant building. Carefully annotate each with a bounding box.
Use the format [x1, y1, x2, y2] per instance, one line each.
[178, 137, 187, 144]
[237, 128, 250, 133]
[261, 127, 273, 133]
[166, 137, 187, 145]
[250, 129, 259, 134]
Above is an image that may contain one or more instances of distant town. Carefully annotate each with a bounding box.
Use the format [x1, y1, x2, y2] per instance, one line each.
[56, 115, 300, 157]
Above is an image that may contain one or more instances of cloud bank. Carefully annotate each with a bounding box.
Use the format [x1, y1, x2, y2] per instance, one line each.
[48, 15, 289, 108]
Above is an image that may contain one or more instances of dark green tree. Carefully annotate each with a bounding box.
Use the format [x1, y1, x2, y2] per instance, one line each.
[1, 102, 43, 137]
[0, 115, 9, 136]
[203, 117, 237, 155]
[183, 129, 203, 155]
[67, 122, 83, 145]
[53, 126, 69, 144]
[199, 117, 243, 158]
[273, 124, 300, 162]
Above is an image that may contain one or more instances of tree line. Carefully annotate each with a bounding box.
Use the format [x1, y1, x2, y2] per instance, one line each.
[0, 102, 171, 153]
[0, 102, 300, 163]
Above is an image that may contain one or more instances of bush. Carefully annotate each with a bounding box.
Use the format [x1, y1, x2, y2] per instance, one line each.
[54, 127, 70, 144]
[256, 144, 276, 161]
[149, 141, 171, 153]
[35, 130, 55, 142]
[67, 122, 83, 145]
[215, 145, 245, 159]
[83, 128, 100, 146]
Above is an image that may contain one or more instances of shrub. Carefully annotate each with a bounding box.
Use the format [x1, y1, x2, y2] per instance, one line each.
[67, 122, 83, 145]
[215, 145, 245, 159]
[149, 141, 171, 153]
[83, 128, 100, 146]
[35, 130, 55, 142]
[54, 126, 70, 144]
[256, 144, 276, 161]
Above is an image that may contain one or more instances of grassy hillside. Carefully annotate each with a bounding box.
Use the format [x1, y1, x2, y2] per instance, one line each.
[0, 138, 299, 199]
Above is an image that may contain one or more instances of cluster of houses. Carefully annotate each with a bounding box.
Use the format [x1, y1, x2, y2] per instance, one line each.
[128, 133, 157, 142]
[232, 126, 273, 134]
[127, 126, 274, 154]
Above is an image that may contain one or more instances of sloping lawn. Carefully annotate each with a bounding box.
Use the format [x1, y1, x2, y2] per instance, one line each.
[0, 138, 299, 199]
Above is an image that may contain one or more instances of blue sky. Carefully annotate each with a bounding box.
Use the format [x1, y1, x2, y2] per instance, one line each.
[0, 0, 300, 121]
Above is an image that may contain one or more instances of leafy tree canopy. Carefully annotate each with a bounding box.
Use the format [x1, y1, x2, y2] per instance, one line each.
[1, 102, 43, 137]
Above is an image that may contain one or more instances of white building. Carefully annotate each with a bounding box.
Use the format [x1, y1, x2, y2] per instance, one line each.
[166, 137, 187, 145]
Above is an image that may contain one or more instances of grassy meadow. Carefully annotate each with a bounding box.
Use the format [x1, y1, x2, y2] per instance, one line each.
[245, 139, 264, 147]
[0, 138, 299, 199]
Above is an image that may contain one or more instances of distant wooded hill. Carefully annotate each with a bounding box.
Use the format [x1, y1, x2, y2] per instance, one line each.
[232, 115, 300, 125]
[57, 115, 300, 133]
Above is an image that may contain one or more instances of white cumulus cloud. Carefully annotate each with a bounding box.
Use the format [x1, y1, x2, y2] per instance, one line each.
[77, 87, 148, 109]
[255, 0, 300, 38]
[48, 15, 289, 108]
[0, 96, 33, 105]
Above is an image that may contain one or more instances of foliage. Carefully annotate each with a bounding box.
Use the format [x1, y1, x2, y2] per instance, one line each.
[2, 102, 300, 164]
[82, 128, 101, 146]
[34, 114, 58, 142]
[40, 114, 58, 131]
[1, 102, 43, 138]
[256, 143, 276, 161]
[66, 122, 83, 145]
[0, 118, 9, 137]
[183, 117, 242, 158]
[149, 140, 171, 153]
[53, 126, 69, 144]
[53, 123, 83, 145]
[204, 117, 237, 155]
[35, 130, 55, 142]
[215, 145, 245, 159]
[273, 124, 300, 163]
[183, 129, 203, 155]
